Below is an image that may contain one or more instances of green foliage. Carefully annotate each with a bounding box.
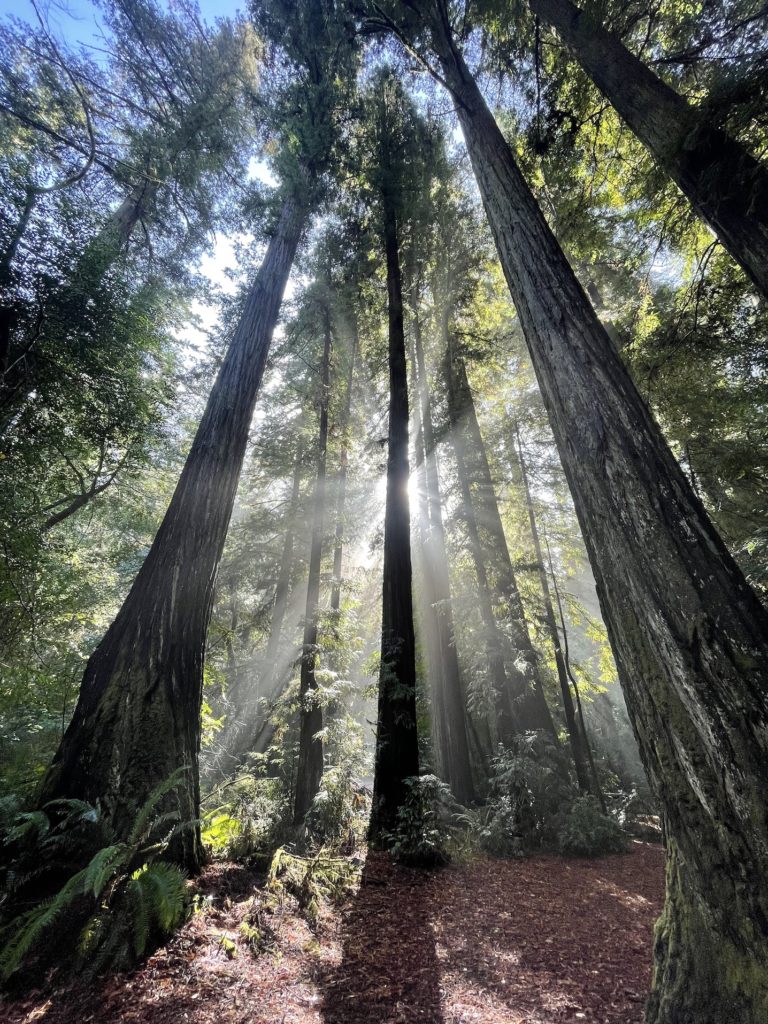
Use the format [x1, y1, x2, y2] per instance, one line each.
[479, 734, 575, 856]
[0, 771, 191, 982]
[385, 775, 452, 868]
[201, 775, 291, 866]
[557, 796, 628, 858]
[266, 846, 359, 928]
[304, 764, 369, 852]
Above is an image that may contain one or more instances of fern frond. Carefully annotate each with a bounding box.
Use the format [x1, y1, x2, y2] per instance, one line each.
[126, 862, 187, 956]
[42, 798, 99, 824]
[0, 859, 91, 983]
[81, 843, 129, 898]
[6, 812, 50, 845]
[125, 874, 152, 957]
[128, 768, 189, 848]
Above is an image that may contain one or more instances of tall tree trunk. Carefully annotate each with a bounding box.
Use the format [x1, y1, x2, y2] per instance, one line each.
[444, 341, 517, 746]
[450, 348, 558, 740]
[421, 12, 768, 1020]
[515, 425, 592, 794]
[544, 530, 606, 812]
[330, 317, 358, 614]
[38, 194, 308, 871]
[528, 0, 768, 297]
[412, 308, 474, 804]
[219, 444, 305, 772]
[294, 309, 333, 823]
[369, 189, 420, 842]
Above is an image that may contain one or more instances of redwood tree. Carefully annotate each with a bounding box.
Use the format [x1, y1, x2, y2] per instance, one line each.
[377, 2, 768, 1019]
[38, 0, 357, 871]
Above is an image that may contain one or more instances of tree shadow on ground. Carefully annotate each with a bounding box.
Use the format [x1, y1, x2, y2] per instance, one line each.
[318, 851, 444, 1024]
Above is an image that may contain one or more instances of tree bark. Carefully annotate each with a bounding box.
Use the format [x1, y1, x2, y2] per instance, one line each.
[294, 308, 333, 823]
[515, 425, 592, 794]
[444, 340, 517, 746]
[330, 317, 358, 614]
[449, 348, 558, 740]
[411, 308, 474, 804]
[422, 13, 768, 1020]
[369, 187, 420, 842]
[38, 194, 308, 871]
[529, 0, 768, 297]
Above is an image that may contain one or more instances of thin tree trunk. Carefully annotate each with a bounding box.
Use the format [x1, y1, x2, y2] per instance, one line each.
[330, 318, 358, 614]
[369, 184, 420, 842]
[444, 341, 517, 746]
[219, 445, 305, 773]
[412, 308, 474, 804]
[544, 531, 606, 812]
[450, 350, 558, 740]
[294, 309, 333, 822]
[529, 0, 768, 297]
[422, 13, 768, 1019]
[38, 194, 308, 871]
[515, 425, 592, 794]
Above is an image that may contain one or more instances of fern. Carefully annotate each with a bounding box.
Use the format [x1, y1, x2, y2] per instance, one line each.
[128, 767, 189, 847]
[0, 772, 193, 982]
[5, 812, 50, 845]
[81, 844, 129, 899]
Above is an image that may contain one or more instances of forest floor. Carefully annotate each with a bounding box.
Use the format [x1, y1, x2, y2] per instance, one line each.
[1, 841, 664, 1024]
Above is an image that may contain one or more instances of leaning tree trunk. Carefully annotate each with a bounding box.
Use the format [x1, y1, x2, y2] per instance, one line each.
[412, 309, 474, 804]
[529, 0, 768, 298]
[449, 346, 558, 740]
[369, 191, 420, 842]
[515, 425, 593, 795]
[38, 194, 308, 872]
[422, 13, 768, 1021]
[294, 309, 333, 823]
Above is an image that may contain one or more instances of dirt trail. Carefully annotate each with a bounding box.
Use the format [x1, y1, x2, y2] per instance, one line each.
[0, 842, 664, 1024]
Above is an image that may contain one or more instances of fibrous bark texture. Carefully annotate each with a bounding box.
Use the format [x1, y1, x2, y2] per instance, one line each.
[39, 196, 307, 871]
[422, 12, 768, 1021]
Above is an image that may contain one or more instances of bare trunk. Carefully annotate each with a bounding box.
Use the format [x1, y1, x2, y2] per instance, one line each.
[294, 311, 333, 822]
[412, 310, 474, 804]
[515, 425, 592, 794]
[38, 195, 307, 871]
[450, 348, 558, 739]
[425, 16, 768, 1020]
[529, 0, 768, 297]
[330, 318, 358, 614]
[370, 190, 420, 842]
[444, 340, 516, 746]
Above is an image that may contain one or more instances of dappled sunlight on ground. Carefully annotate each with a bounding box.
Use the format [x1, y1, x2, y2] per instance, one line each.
[0, 845, 664, 1024]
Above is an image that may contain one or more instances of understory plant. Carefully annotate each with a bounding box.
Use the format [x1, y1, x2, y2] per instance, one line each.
[266, 845, 360, 927]
[480, 732, 575, 856]
[0, 770, 192, 982]
[385, 774, 453, 868]
[557, 795, 628, 857]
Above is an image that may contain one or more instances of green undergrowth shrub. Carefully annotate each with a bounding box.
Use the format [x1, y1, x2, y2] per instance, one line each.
[479, 733, 575, 856]
[0, 770, 192, 984]
[557, 795, 628, 857]
[266, 845, 360, 927]
[201, 774, 291, 867]
[386, 775, 453, 868]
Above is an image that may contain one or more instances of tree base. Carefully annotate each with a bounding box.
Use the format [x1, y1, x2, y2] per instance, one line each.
[646, 842, 768, 1024]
